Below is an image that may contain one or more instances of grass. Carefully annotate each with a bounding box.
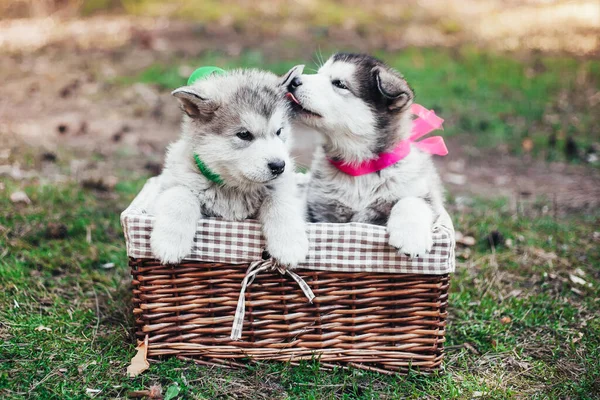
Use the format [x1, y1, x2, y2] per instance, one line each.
[1, 172, 599, 399]
[123, 47, 600, 163]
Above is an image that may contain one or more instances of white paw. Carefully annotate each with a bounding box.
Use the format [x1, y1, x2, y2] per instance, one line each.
[388, 222, 433, 259]
[150, 225, 194, 264]
[267, 229, 309, 268]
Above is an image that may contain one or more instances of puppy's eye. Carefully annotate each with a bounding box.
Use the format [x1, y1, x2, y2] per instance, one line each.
[332, 80, 348, 90]
[276, 128, 282, 136]
[236, 130, 254, 141]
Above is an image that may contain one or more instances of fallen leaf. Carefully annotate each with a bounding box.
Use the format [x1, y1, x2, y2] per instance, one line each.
[569, 274, 591, 287]
[463, 342, 480, 355]
[149, 384, 163, 399]
[86, 388, 101, 397]
[500, 316, 512, 324]
[35, 325, 51, 332]
[164, 384, 181, 400]
[572, 332, 584, 344]
[507, 289, 522, 298]
[531, 247, 558, 261]
[574, 268, 586, 277]
[571, 287, 584, 296]
[127, 335, 149, 377]
[458, 236, 476, 246]
[522, 138, 533, 153]
[10, 191, 31, 204]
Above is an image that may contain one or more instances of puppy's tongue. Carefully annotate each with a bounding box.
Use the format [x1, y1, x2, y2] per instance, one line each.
[285, 92, 301, 105]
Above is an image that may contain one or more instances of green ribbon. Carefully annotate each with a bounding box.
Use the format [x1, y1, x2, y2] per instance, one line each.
[187, 66, 226, 185]
[194, 154, 224, 185]
[187, 66, 226, 85]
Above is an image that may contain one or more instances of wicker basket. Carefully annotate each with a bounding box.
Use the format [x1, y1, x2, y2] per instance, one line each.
[122, 178, 455, 374]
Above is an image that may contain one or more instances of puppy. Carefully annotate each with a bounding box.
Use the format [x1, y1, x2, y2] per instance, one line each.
[149, 69, 309, 266]
[285, 53, 445, 258]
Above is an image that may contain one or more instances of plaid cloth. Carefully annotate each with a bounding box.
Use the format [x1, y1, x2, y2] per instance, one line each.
[121, 178, 455, 275]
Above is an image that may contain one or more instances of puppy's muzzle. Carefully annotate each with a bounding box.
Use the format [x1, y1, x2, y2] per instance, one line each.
[268, 160, 285, 176]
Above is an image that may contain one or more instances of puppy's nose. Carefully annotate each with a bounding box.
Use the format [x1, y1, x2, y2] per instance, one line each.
[288, 77, 302, 91]
[268, 160, 286, 176]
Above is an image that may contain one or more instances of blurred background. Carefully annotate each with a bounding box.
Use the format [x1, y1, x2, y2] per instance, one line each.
[1, 0, 599, 209]
[1, 1, 600, 398]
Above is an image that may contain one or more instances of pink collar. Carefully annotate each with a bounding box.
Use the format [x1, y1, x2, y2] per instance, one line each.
[328, 104, 448, 177]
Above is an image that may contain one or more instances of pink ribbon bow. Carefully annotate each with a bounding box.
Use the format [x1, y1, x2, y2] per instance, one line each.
[329, 103, 448, 177]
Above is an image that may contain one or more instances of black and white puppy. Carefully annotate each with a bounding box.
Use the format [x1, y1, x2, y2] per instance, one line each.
[149, 69, 309, 266]
[286, 53, 445, 258]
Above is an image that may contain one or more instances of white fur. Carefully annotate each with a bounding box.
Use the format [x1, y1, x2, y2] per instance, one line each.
[290, 63, 378, 163]
[387, 197, 434, 258]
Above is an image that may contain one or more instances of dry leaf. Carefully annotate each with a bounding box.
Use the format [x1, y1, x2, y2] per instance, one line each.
[530, 247, 558, 261]
[571, 287, 584, 296]
[500, 316, 512, 324]
[35, 325, 51, 332]
[574, 268, 586, 277]
[569, 274, 591, 287]
[127, 335, 149, 377]
[463, 342, 480, 354]
[455, 231, 476, 246]
[522, 138, 533, 153]
[507, 289, 522, 298]
[149, 384, 163, 399]
[10, 191, 31, 204]
[86, 388, 101, 396]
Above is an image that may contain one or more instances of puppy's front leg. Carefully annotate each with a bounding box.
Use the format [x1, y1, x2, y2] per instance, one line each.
[151, 186, 201, 264]
[387, 197, 434, 258]
[259, 181, 309, 268]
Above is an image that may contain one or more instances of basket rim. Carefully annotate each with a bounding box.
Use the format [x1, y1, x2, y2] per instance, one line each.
[121, 177, 455, 275]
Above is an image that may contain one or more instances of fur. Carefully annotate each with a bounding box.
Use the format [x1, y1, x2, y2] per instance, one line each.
[286, 53, 445, 258]
[149, 69, 309, 266]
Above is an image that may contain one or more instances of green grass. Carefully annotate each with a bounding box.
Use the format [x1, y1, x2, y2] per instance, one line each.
[123, 47, 600, 163]
[1, 174, 599, 399]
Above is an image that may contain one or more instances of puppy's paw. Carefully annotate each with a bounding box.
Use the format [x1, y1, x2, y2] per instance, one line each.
[294, 171, 311, 187]
[267, 228, 309, 269]
[388, 223, 433, 259]
[150, 225, 194, 264]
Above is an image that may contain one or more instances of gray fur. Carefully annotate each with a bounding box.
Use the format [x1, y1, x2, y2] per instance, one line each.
[150, 69, 309, 266]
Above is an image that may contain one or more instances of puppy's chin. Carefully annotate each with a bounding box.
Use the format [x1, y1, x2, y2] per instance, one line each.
[233, 170, 280, 186]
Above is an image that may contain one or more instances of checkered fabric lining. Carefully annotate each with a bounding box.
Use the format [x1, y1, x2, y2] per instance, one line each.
[121, 211, 455, 275]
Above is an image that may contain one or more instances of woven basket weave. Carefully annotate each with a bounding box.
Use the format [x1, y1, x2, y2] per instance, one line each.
[123, 178, 455, 374]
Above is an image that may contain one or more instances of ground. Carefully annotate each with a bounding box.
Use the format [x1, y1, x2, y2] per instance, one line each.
[1, 4, 600, 399]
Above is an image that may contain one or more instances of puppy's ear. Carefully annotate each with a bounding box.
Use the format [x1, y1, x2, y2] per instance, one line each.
[172, 86, 219, 120]
[280, 64, 304, 87]
[372, 66, 413, 111]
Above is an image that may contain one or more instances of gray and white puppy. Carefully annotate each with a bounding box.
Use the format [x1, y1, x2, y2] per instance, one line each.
[286, 53, 444, 258]
[149, 69, 309, 266]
